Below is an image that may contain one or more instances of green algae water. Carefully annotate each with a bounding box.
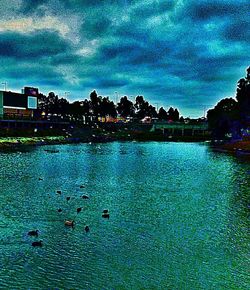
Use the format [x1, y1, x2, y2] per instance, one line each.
[0, 142, 249, 289]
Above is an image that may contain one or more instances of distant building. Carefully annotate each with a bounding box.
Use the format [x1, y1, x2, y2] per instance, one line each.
[0, 87, 38, 119]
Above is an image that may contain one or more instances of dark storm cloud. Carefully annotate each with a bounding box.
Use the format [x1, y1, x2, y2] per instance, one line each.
[0, 31, 71, 59]
[96, 77, 129, 88]
[223, 19, 250, 42]
[184, 0, 248, 21]
[1, 0, 249, 117]
[20, 0, 49, 13]
[51, 53, 83, 65]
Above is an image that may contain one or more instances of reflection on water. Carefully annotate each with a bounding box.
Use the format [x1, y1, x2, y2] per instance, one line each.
[0, 142, 249, 289]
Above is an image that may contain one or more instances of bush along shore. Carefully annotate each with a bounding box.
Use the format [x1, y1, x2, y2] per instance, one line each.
[0, 136, 68, 148]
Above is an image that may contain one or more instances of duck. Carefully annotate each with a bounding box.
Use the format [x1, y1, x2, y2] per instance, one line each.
[103, 209, 109, 214]
[77, 207, 82, 214]
[32, 240, 43, 247]
[66, 197, 71, 201]
[58, 208, 62, 213]
[38, 177, 43, 181]
[85, 226, 90, 232]
[81, 195, 89, 199]
[102, 213, 110, 219]
[57, 190, 62, 194]
[64, 220, 74, 227]
[28, 230, 39, 237]
[80, 185, 85, 189]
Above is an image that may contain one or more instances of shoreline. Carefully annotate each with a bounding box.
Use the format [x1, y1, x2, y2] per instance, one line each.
[211, 139, 250, 158]
[1, 135, 250, 159]
[0, 134, 211, 149]
[0, 136, 69, 149]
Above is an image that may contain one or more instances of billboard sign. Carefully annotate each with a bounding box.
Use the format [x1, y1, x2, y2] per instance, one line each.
[27, 96, 37, 109]
[3, 91, 27, 108]
[24, 87, 39, 96]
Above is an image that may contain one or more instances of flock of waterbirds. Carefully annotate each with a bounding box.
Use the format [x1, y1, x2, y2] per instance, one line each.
[28, 178, 110, 247]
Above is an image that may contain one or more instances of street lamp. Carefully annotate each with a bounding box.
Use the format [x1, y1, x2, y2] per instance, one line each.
[65, 91, 70, 99]
[2, 82, 7, 91]
[114, 91, 119, 105]
[154, 103, 159, 112]
[202, 105, 213, 118]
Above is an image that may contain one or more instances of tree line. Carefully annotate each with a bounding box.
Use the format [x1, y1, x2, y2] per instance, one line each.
[37, 90, 181, 123]
[207, 66, 250, 138]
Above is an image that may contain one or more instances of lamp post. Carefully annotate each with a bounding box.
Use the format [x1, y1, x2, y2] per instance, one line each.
[65, 91, 70, 99]
[2, 82, 7, 91]
[115, 91, 119, 105]
[154, 103, 159, 112]
[202, 105, 213, 118]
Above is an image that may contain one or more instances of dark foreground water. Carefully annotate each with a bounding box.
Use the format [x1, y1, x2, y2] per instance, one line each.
[0, 142, 249, 289]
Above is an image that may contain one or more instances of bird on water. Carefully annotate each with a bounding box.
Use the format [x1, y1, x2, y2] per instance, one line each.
[77, 207, 82, 214]
[64, 220, 74, 227]
[32, 241, 43, 247]
[28, 230, 39, 237]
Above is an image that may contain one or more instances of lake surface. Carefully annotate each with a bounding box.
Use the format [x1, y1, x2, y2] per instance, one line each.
[0, 142, 249, 289]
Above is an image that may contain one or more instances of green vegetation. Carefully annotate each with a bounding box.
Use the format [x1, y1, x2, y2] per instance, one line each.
[37, 90, 181, 123]
[207, 66, 250, 139]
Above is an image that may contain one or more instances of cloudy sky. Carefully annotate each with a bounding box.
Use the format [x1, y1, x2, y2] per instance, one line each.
[0, 0, 249, 117]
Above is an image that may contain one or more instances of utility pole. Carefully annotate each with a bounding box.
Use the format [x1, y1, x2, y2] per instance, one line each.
[202, 105, 213, 118]
[2, 82, 7, 91]
[115, 91, 119, 105]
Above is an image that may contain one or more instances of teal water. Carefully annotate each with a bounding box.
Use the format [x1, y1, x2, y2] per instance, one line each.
[0, 142, 249, 289]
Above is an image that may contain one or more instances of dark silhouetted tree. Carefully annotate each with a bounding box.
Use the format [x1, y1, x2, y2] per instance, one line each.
[173, 109, 179, 121]
[117, 96, 134, 118]
[167, 107, 174, 121]
[158, 107, 168, 120]
[236, 66, 250, 120]
[135, 96, 157, 119]
[100, 97, 117, 119]
[58, 98, 70, 118]
[179, 116, 184, 122]
[90, 90, 101, 118]
[207, 98, 239, 138]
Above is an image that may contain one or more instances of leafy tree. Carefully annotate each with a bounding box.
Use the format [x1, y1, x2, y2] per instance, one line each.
[135, 96, 157, 119]
[158, 107, 168, 120]
[179, 116, 184, 122]
[70, 101, 83, 121]
[107, 99, 117, 118]
[81, 99, 90, 116]
[236, 66, 250, 120]
[100, 97, 117, 119]
[37, 93, 48, 114]
[207, 98, 239, 138]
[117, 96, 134, 118]
[90, 90, 98, 105]
[173, 109, 179, 121]
[147, 104, 158, 118]
[90, 90, 101, 118]
[58, 98, 70, 118]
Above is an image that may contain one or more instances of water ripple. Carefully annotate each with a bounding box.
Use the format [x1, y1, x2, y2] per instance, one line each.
[0, 142, 249, 289]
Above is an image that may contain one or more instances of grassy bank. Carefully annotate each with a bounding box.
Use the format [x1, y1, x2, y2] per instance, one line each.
[0, 136, 67, 148]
